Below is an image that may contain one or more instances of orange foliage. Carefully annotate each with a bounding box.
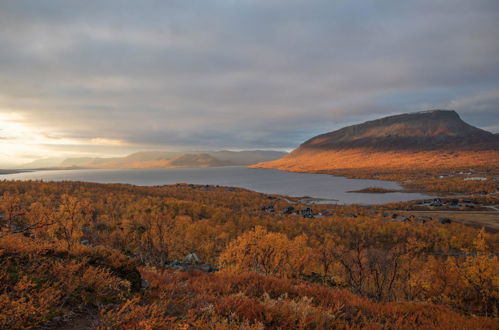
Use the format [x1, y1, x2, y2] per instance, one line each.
[254, 148, 499, 172]
[220, 226, 310, 277]
[100, 270, 498, 329]
[253, 148, 499, 194]
[0, 235, 133, 328]
[0, 180, 497, 328]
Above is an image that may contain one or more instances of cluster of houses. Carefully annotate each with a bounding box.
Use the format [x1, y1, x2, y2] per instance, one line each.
[381, 213, 452, 224]
[437, 168, 496, 183]
[261, 204, 315, 218]
[416, 198, 480, 210]
[260, 203, 455, 225]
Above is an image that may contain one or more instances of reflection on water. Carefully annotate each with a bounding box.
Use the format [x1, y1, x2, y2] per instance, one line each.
[0, 166, 430, 204]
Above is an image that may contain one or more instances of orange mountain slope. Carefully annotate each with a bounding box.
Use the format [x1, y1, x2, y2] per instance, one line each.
[254, 110, 499, 172]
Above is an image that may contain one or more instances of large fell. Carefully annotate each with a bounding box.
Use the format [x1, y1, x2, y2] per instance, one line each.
[254, 110, 499, 172]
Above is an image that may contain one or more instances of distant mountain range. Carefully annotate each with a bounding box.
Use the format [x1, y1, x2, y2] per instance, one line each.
[22, 150, 286, 169]
[253, 110, 499, 172]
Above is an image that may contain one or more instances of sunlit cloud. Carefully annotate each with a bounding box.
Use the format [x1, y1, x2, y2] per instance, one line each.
[89, 138, 129, 146]
[0, 0, 498, 167]
[0, 111, 133, 165]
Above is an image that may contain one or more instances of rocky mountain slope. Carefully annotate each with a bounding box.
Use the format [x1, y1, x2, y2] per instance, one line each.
[254, 110, 499, 172]
[299, 110, 498, 151]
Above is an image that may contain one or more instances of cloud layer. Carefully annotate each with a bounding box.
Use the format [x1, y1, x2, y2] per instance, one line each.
[1, 0, 498, 165]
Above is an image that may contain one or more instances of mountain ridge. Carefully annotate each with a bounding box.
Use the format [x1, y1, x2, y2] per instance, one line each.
[22, 150, 286, 169]
[297, 110, 498, 152]
[254, 110, 499, 172]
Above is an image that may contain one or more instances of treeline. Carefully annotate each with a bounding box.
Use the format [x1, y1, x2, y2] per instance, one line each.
[0, 181, 498, 328]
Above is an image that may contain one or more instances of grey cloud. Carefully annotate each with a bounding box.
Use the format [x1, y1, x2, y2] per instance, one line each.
[0, 0, 498, 155]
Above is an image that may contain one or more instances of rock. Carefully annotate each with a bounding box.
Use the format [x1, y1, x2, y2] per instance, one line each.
[414, 216, 432, 223]
[80, 240, 90, 246]
[439, 218, 452, 224]
[166, 260, 218, 273]
[394, 216, 411, 222]
[172, 265, 186, 271]
[185, 252, 201, 263]
[199, 264, 219, 273]
[141, 279, 149, 289]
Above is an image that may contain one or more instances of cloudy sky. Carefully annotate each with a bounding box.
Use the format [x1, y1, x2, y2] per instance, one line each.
[1, 0, 498, 166]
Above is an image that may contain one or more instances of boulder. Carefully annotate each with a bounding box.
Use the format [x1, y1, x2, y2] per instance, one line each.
[439, 218, 452, 224]
[185, 252, 201, 263]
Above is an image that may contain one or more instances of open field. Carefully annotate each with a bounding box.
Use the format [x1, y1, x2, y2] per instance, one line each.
[396, 210, 499, 233]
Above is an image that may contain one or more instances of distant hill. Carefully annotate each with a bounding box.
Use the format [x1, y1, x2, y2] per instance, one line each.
[253, 110, 499, 172]
[23, 150, 287, 169]
[168, 153, 227, 167]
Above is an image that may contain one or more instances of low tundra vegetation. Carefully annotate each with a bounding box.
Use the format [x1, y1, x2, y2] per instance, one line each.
[0, 181, 497, 328]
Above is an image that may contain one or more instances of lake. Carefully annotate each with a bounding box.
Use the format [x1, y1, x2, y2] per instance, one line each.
[0, 166, 430, 204]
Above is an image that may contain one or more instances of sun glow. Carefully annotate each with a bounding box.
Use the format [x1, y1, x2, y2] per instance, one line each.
[0, 111, 129, 167]
[0, 112, 50, 166]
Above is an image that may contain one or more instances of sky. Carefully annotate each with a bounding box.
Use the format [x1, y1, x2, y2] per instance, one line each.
[0, 0, 498, 167]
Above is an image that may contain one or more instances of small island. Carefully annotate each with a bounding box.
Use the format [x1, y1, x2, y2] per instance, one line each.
[348, 186, 400, 194]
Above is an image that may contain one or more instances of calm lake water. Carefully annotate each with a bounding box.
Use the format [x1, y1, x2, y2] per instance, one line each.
[0, 166, 430, 204]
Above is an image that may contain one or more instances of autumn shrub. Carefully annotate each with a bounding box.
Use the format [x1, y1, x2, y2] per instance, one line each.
[0, 180, 498, 327]
[416, 229, 499, 317]
[219, 226, 311, 278]
[99, 297, 177, 329]
[0, 235, 133, 328]
[124, 270, 498, 329]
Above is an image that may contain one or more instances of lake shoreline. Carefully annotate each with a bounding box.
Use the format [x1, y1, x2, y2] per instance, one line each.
[0, 166, 431, 205]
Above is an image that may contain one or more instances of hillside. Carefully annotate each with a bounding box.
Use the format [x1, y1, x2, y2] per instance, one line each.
[254, 110, 499, 173]
[299, 110, 498, 150]
[0, 181, 497, 328]
[23, 150, 286, 169]
[168, 153, 227, 167]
